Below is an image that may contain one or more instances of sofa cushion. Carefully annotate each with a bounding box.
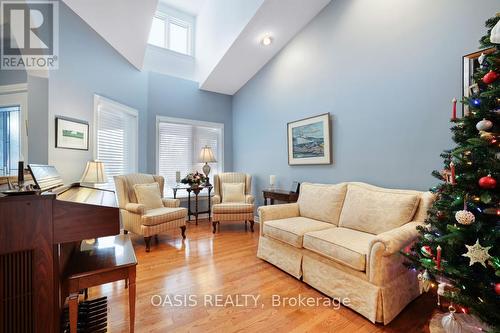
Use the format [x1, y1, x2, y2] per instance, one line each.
[303, 227, 376, 271]
[141, 207, 187, 226]
[297, 183, 347, 225]
[222, 183, 246, 203]
[338, 183, 420, 235]
[134, 182, 164, 209]
[212, 203, 254, 214]
[263, 217, 334, 248]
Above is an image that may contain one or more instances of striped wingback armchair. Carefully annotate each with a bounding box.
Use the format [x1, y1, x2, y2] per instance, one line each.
[114, 173, 187, 252]
[211, 172, 255, 233]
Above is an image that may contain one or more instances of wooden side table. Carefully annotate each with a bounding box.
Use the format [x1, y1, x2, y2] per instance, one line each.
[64, 235, 137, 333]
[173, 184, 213, 224]
[262, 189, 299, 205]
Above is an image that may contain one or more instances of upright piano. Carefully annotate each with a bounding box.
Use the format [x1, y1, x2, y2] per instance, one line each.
[0, 165, 119, 333]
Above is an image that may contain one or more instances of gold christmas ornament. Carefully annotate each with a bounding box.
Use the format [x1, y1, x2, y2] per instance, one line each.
[479, 131, 494, 140]
[455, 210, 475, 225]
[462, 239, 492, 267]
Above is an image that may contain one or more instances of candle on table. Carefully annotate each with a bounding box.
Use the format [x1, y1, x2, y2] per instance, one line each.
[451, 98, 457, 120]
[18, 161, 24, 182]
[436, 245, 442, 270]
[270, 175, 276, 188]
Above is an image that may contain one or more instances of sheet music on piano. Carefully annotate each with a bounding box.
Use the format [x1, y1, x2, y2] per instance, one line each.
[28, 164, 65, 191]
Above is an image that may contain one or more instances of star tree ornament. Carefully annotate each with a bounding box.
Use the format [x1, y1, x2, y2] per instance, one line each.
[462, 239, 492, 267]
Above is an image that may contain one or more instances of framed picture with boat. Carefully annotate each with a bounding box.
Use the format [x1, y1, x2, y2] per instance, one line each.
[55, 116, 89, 150]
[287, 113, 331, 165]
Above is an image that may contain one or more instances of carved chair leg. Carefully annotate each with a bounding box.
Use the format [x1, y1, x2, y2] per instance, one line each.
[212, 221, 218, 234]
[180, 226, 186, 239]
[124, 229, 128, 234]
[250, 220, 255, 232]
[144, 236, 152, 252]
[245, 220, 247, 231]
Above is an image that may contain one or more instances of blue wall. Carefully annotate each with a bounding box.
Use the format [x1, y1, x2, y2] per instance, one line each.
[147, 72, 233, 173]
[232, 0, 499, 202]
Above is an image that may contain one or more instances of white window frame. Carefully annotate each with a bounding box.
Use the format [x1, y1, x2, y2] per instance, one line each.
[0, 84, 28, 169]
[149, 11, 193, 56]
[156, 116, 224, 197]
[93, 94, 139, 175]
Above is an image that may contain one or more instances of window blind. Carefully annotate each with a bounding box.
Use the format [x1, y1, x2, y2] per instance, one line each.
[157, 119, 223, 196]
[96, 99, 137, 189]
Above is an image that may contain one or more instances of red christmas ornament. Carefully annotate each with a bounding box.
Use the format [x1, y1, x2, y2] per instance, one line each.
[478, 174, 497, 189]
[496, 283, 500, 295]
[482, 70, 499, 84]
[437, 211, 446, 220]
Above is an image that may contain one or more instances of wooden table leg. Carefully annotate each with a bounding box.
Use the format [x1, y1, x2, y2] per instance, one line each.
[69, 292, 79, 333]
[129, 266, 136, 333]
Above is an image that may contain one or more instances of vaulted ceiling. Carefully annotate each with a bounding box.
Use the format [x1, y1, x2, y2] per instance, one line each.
[62, 0, 331, 95]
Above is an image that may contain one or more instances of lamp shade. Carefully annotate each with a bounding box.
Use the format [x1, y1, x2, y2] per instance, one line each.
[80, 160, 108, 184]
[199, 146, 217, 163]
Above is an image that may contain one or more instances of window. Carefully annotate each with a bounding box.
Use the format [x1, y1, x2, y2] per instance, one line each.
[156, 116, 223, 197]
[148, 12, 192, 55]
[0, 86, 28, 176]
[94, 95, 138, 189]
[0, 106, 20, 175]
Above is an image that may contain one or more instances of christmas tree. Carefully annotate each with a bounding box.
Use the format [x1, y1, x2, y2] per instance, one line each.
[405, 15, 500, 329]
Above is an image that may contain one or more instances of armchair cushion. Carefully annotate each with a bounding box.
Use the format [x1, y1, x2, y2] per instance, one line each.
[134, 182, 163, 209]
[263, 217, 334, 248]
[297, 183, 347, 225]
[221, 183, 245, 203]
[125, 203, 146, 215]
[212, 203, 254, 214]
[304, 227, 376, 272]
[141, 207, 187, 226]
[339, 184, 420, 235]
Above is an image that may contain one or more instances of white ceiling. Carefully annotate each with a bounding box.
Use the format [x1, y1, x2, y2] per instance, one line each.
[62, 0, 158, 70]
[199, 0, 331, 95]
[159, 0, 206, 16]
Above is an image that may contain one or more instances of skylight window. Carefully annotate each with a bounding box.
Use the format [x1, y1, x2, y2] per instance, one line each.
[148, 12, 192, 56]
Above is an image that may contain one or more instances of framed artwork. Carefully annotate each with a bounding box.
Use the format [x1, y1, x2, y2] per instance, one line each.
[462, 47, 495, 116]
[55, 116, 89, 150]
[287, 113, 331, 165]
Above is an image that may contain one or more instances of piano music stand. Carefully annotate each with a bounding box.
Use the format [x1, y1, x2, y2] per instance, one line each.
[64, 235, 137, 333]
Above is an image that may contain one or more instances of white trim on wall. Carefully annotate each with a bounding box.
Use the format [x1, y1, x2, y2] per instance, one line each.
[0, 83, 28, 95]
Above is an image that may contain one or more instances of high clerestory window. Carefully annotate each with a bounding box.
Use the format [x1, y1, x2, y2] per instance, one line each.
[148, 11, 193, 56]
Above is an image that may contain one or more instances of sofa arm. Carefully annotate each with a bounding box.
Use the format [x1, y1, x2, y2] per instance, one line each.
[368, 221, 423, 285]
[245, 195, 255, 204]
[162, 198, 180, 208]
[125, 203, 146, 215]
[212, 195, 221, 205]
[258, 203, 300, 234]
[370, 221, 423, 256]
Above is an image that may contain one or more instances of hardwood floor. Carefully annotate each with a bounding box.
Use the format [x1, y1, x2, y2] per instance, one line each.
[88, 219, 436, 332]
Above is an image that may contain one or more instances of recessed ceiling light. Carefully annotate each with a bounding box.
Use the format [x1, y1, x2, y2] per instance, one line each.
[261, 35, 273, 46]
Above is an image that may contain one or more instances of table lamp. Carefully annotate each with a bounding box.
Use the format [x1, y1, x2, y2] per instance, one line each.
[199, 146, 216, 185]
[80, 160, 108, 186]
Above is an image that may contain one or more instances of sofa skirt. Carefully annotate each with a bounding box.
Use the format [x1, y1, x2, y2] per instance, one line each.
[257, 236, 421, 324]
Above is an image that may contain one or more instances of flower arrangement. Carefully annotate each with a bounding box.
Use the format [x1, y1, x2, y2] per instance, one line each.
[181, 171, 208, 186]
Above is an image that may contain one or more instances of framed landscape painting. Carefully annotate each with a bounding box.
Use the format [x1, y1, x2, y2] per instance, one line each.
[287, 113, 331, 165]
[55, 116, 89, 150]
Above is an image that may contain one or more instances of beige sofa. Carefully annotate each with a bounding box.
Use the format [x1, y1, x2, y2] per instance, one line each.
[257, 182, 434, 324]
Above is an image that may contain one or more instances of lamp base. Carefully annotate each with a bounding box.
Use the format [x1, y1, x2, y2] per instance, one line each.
[202, 163, 211, 185]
